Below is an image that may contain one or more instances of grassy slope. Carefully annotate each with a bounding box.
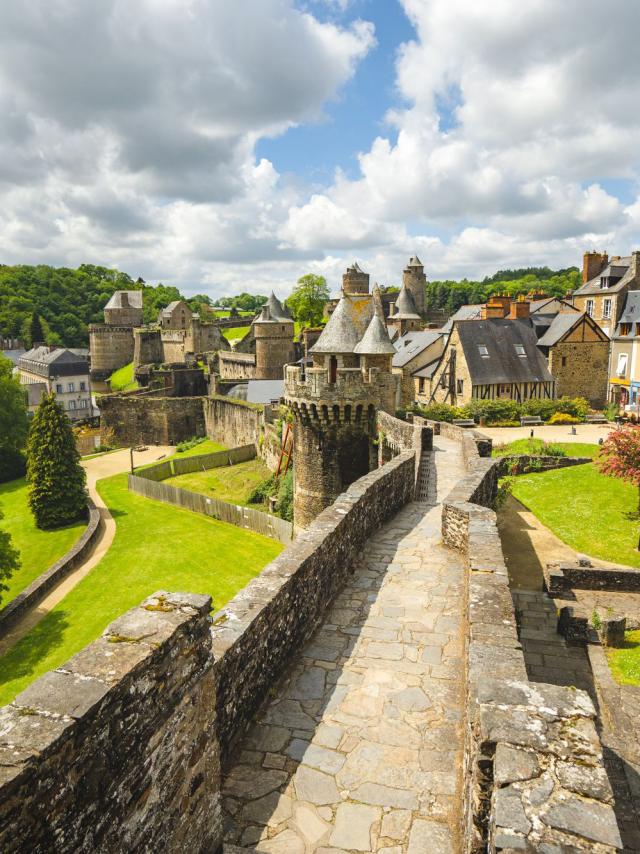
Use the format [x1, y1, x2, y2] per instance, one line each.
[493, 439, 600, 458]
[0, 472, 281, 704]
[108, 361, 138, 392]
[164, 458, 271, 507]
[0, 479, 86, 604]
[222, 325, 251, 342]
[510, 463, 640, 568]
[607, 629, 640, 685]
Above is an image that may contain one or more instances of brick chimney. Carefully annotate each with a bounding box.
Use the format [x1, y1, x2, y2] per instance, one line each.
[509, 295, 530, 320]
[582, 251, 608, 284]
[481, 294, 510, 319]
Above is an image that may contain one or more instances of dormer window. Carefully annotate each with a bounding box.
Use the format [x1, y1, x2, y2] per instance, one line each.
[600, 277, 610, 289]
[514, 344, 526, 357]
[478, 344, 489, 357]
[621, 323, 632, 336]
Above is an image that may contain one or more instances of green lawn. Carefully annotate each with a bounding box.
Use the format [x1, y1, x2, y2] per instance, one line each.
[108, 361, 138, 392]
[607, 629, 640, 685]
[0, 472, 282, 704]
[510, 463, 640, 568]
[135, 439, 227, 472]
[493, 438, 600, 458]
[164, 458, 271, 507]
[222, 325, 251, 342]
[0, 479, 86, 605]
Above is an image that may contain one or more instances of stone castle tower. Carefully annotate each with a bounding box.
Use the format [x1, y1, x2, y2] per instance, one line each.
[89, 290, 143, 381]
[284, 284, 397, 529]
[342, 262, 370, 295]
[253, 293, 296, 380]
[402, 256, 427, 317]
[388, 283, 422, 337]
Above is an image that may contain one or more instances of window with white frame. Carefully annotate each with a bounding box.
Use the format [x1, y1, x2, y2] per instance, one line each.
[477, 344, 489, 357]
[586, 299, 594, 316]
[514, 344, 526, 357]
[603, 299, 612, 319]
[79, 399, 87, 409]
[79, 381, 86, 391]
[617, 353, 629, 377]
[55, 383, 63, 394]
[68, 400, 76, 410]
[68, 381, 75, 392]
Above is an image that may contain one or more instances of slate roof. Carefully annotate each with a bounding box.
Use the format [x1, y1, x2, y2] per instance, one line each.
[392, 285, 420, 319]
[227, 380, 284, 404]
[263, 292, 291, 322]
[354, 313, 396, 355]
[441, 304, 483, 332]
[1, 349, 25, 365]
[536, 312, 586, 347]
[528, 297, 578, 315]
[104, 290, 143, 310]
[310, 294, 374, 354]
[412, 359, 440, 379]
[456, 319, 553, 385]
[392, 331, 443, 368]
[614, 291, 640, 337]
[407, 255, 423, 267]
[18, 347, 89, 378]
[574, 257, 632, 295]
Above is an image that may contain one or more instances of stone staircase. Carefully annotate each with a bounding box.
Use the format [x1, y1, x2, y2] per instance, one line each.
[415, 448, 435, 503]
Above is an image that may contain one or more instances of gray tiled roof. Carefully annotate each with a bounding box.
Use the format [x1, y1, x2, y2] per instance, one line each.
[104, 290, 143, 310]
[536, 312, 584, 347]
[354, 313, 396, 355]
[614, 291, 640, 337]
[407, 255, 423, 267]
[392, 285, 420, 319]
[457, 319, 553, 385]
[264, 292, 291, 322]
[392, 331, 443, 367]
[574, 257, 632, 295]
[310, 294, 373, 354]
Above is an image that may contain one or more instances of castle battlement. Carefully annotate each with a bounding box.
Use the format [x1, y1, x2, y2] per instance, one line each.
[285, 364, 383, 406]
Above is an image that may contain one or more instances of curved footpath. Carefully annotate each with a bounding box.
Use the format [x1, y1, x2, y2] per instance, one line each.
[0, 446, 174, 657]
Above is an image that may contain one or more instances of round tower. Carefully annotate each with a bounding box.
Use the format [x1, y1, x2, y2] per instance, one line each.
[253, 295, 295, 380]
[402, 256, 427, 317]
[342, 262, 370, 295]
[284, 289, 397, 529]
[388, 284, 422, 337]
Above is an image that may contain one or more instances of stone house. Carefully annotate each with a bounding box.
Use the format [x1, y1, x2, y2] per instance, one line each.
[425, 318, 555, 406]
[18, 346, 95, 420]
[572, 250, 640, 337]
[391, 329, 445, 407]
[133, 299, 228, 368]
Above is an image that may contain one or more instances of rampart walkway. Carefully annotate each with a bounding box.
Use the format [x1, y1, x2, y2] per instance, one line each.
[222, 438, 466, 853]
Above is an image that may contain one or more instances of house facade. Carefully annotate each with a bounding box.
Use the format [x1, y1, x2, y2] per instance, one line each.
[572, 250, 640, 337]
[608, 292, 640, 412]
[18, 346, 93, 421]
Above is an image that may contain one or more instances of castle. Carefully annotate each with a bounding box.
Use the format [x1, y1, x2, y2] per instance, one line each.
[88, 290, 143, 381]
[133, 299, 228, 368]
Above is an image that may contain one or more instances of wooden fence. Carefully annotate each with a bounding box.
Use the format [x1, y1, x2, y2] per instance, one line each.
[128, 475, 292, 544]
[129, 444, 292, 544]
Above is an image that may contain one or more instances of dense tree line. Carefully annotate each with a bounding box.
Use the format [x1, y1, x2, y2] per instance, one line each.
[0, 264, 186, 347]
[425, 267, 581, 315]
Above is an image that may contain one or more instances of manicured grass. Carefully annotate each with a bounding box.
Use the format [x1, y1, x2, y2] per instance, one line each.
[510, 463, 640, 568]
[222, 325, 251, 342]
[0, 472, 282, 704]
[108, 361, 138, 392]
[164, 458, 272, 507]
[0, 479, 86, 605]
[493, 438, 600, 458]
[607, 630, 640, 685]
[175, 438, 227, 458]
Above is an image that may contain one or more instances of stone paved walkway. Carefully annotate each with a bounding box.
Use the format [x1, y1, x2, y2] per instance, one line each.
[222, 438, 467, 853]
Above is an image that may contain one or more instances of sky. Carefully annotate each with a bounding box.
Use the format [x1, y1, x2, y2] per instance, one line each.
[1, 0, 640, 300]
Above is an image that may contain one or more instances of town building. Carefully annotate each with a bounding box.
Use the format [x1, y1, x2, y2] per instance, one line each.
[572, 250, 640, 337]
[392, 329, 445, 407]
[284, 285, 397, 528]
[133, 299, 228, 369]
[17, 346, 94, 420]
[608, 291, 640, 412]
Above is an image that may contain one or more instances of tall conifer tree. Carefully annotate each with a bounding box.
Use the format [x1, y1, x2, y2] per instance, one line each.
[27, 393, 87, 529]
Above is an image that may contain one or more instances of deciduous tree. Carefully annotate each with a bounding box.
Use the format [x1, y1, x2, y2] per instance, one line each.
[0, 355, 28, 482]
[286, 274, 330, 327]
[0, 508, 19, 606]
[27, 393, 88, 529]
[597, 424, 640, 548]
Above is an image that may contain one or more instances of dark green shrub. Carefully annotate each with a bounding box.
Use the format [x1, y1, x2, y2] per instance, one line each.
[414, 402, 462, 423]
[26, 393, 88, 529]
[176, 436, 206, 453]
[462, 399, 520, 423]
[0, 449, 26, 483]
[275, 469, 293, 521]
[248, 474, 277, 505]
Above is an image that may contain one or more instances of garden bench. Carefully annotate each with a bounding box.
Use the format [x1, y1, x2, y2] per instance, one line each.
[585, 413, 608, 424]
[520, 416, 543, 426]
[452, 418, 476, 428]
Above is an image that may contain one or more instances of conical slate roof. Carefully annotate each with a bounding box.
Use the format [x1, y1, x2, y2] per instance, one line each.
[262, 291, 291, 322]
[393, 285, 421, 319]
[255, 305, 276, 323]
[354, 312, 396, 355]
[310, 294, 373, 354]
[407, 255, 423, 267]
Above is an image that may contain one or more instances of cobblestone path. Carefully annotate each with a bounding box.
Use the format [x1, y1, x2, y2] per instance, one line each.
[222, 438, 467, 853]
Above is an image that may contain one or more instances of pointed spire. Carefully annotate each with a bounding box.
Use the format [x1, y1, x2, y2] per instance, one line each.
[372, 282, 384, 320]
[354, 311, 396, 355]
[393, 284, 420, 319]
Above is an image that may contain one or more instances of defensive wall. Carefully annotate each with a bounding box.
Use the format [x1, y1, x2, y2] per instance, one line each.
[99, 390, 206, 446]
[0, 416, 621, 851]
[204, 395, 264, 449]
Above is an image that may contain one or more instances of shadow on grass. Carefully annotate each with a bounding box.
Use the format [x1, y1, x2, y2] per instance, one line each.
[0, 611, 70, 690]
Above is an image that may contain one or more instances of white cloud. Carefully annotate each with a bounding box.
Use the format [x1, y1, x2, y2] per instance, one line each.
[1, 0, 640, 299]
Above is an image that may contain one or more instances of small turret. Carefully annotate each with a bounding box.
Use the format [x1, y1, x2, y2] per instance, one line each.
[402, 255, 427, 316]
[342, 262, 370, 295]
[389, 284, 421, 335]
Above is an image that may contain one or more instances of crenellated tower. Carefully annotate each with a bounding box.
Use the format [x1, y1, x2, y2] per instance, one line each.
[284, 285, 397, 529]
[402, 255, 427, 317]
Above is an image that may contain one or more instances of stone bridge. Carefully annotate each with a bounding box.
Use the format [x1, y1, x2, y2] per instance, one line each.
[0, 420, 622, 854]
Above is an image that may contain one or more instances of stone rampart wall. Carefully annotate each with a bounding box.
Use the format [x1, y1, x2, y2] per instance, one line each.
[259, 422, 283, 472]
[205, 395, 263, 449]
[99, 393, 206, 446]
[0, 592, 222, 853]
[436, 423, 621, 852]
[0, 501, 102, 633]
[496, 454, 592, 476]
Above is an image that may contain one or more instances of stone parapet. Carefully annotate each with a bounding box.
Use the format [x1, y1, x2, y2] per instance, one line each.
[435, 419, 622, 852]
[284, 364, 389, 417]
[0, 592, 221, 853]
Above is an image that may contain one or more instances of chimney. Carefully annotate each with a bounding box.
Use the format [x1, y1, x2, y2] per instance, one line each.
[481, 294, 510, 319]
[582, 251, 608, 284]
[509, 295, 530, 320]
